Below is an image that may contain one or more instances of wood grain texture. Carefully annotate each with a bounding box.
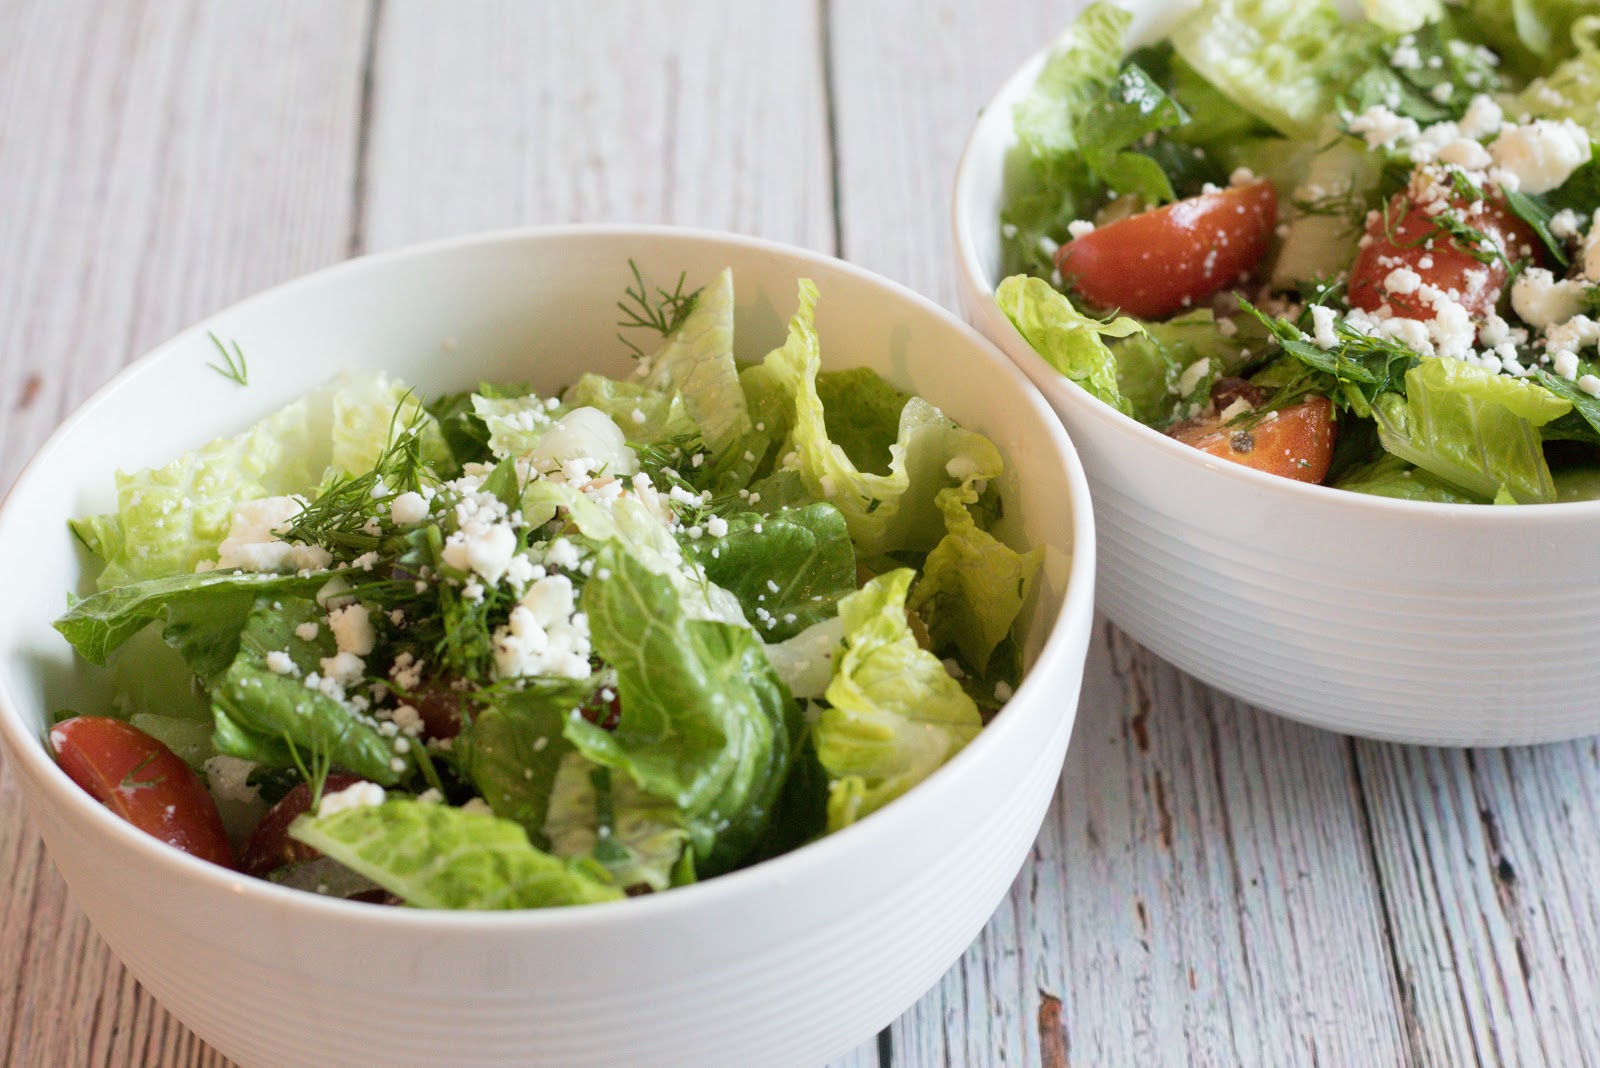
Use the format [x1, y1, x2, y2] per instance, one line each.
[361, 0, 834, 253]
[0, 1, 368, 1065]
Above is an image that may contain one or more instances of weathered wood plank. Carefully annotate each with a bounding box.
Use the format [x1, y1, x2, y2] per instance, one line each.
[0, 1, 370, 1065]
[362, 0, 834, 253]
[1355, 739, 1600, 1067]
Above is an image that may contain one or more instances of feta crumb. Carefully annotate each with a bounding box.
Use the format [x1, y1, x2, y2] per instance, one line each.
[265, 650, 298, 676]
[294, 621, 319, 642]
[1488, 119, 1592, 194]
[1066, 219, 1095, 239]
[1512, 268, 1590, 329]
[389, 491, 429, 525]
[1177, 358, 1211, 397]
[317, 780, 386, 817]
[1310, 305, 1340, 350]
[327, 602, 376, 656]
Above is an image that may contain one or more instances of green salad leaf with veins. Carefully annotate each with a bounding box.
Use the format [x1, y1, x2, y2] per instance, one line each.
[50, 266, 1042, 910]
[998, 0, 1600, 504]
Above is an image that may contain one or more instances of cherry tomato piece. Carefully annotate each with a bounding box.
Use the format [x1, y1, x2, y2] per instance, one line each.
[239, 773, 363, 878]
[1348, 191, 1543, 320]
[1055, 180, 1278, 319]
[1170, 395, 1336, 483]
[49, 716, 235, 868]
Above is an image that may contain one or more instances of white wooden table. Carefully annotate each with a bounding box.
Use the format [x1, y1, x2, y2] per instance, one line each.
[3, 2, 1598, 1065]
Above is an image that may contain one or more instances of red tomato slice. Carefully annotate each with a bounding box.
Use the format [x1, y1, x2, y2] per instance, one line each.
[1055, 180, 1278, 319]
[1348, 191, 1543, 320]
[1170, 395, 1336, 483]
[50, 717, 235, 868]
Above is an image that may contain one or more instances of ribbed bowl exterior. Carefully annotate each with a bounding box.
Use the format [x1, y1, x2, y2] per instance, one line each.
[0, 226, 1097, 1066]
[951, 0, 1600, 745]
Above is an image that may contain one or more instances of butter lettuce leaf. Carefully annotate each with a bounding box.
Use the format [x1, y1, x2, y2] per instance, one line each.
[289, 799, 621, 909]
[816, 570, 982, 832]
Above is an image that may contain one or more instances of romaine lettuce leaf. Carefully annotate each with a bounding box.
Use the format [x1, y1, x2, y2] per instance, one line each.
[53, 569, 324, 668]
[427, 382, 535, 468]
[289, 799, 622, 909]
[211, 597, 403, 784]
[1373, 359, 1571, 503]
[1457, 0, 1592, 83]
[1170, 0, 1382, 138]
[635, 268, 750, 454]
[569, 544, 797, 875]
[1554, 465, 1600, 501]
[1514, 16, 1600, 137]
[88, 372, 437, 589]
[1332, 453, 1488, 502]
[685, 503, 856, 643]
[565, 375, 693, 444]
[1001, 2, 1131, 276]
[995, 275, 1144, 414]
[1075, 62, 1187, 204]
[542, 753, 690, 893]
[760, 616, 845, 700]
[454, 685, 589, 843]
[759, 281, 1002, 556]
[816, 570, 982, 832]
[908, 450, 1044, 674]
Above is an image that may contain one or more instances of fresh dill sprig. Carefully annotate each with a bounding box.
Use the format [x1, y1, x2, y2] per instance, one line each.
[616, 260, 702, 358]
[281, 396, 434, 557]
[206, 332, 249, 386]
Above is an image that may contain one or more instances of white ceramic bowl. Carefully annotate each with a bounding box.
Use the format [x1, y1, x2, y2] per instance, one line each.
[0, 227, 1094, 1068]
[953, 1, 1600, 746]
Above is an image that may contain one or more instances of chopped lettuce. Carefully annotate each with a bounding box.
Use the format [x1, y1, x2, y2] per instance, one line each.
[542, 753, 691, 893]
[470, 392, 567, 459]
[289, 799, 622, 909]
[1457, 0, 1593, 82]
[816, 571, 983, 832]
[635, 268, 751, 454]
[211, 597, 403, 784]
[995, 275, 1144, 414]
[454, 686, 586, 842]
[685, 503, 856, 642]
[1374, 359, 1572, 503]
[759, 281, 1004, 557]
[1170, 0, 1382, 138]
[1333, 453, 1488, 502]
[569, 545, 798, 875]
[85, 372, 437, 590]
[909, 448, 1044, 674]
[1001, 2, 1132, 276]
[1514, 15, 1600, 136]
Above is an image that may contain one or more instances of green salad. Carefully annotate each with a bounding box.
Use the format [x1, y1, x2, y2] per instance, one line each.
[999, 0, 1600, 503]
[47, 267, 1041, 909]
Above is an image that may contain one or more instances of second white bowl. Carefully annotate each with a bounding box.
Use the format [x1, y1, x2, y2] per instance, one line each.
[952, 0, 1600, 745]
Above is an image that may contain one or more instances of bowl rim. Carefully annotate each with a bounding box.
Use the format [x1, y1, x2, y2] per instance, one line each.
[950, 21, 1600, 522]
[0, 222, 1097, 931]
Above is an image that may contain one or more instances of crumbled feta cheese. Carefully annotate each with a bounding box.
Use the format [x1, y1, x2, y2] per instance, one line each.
[1437, 138, 1492, 171]
[1457, 95, 1503, 140]
[392, 704, 424, 736]
[442, 521, 517, 586]
[318, 780, 386, 817]
[994, 680, 1015, 703]
[1488, 119, 1592, 194]
[1066, 219, 1095, 239]
[1512, 268, 1590, 329]
[491, 575, 592, 680]
[319, 651, 365, 688]
[294, 621, 319, 642]
[210, 496, 331, 573]
[1554, 350, 1581, 380]
[327, 602, 376, 656]
[705, 515, 729, 538]
[1348, 105, 1419, 148]
[544, 537, 581, 571]
[390, 651, 424, 691]
[389, 491, 429, 525]
[1177, 358, 1211, 397]
[265, 650, 298, 676]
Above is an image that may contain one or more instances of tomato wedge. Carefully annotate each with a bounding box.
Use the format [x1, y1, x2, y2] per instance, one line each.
[1348, 190, 1543, 320]
[1055, 179, 1278, 319]
[50, 717, 235, 868]
[1170, 395, 1336, 483]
